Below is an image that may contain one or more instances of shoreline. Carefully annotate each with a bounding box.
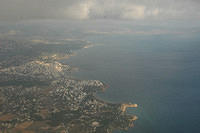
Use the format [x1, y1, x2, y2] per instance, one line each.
[0, 37, 138, 132]
[67, 42, 138, 116]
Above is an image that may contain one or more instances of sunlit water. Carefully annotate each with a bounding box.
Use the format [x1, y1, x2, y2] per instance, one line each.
[67, 35, 200, 133]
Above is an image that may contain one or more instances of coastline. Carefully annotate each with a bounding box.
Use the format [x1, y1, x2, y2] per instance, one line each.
[68, 42, 138, 126]
[69, 43, 138, 113]
[0, 38, 138, 133]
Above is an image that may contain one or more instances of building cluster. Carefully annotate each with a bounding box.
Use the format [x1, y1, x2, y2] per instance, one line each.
[0, 38, 137, 133]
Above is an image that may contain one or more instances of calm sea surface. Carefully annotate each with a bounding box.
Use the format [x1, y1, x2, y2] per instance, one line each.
[66, 35, 200, 133]
[1, 20, 199, 133]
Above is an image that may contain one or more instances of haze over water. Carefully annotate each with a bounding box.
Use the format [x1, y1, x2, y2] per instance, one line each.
[67, 33, 200, 133]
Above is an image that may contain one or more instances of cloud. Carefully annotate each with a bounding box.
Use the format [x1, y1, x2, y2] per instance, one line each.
[0, 0, 199, 21]
[65, 1, 94, 19]
[121, 5, 146, 19]
[88, 1, 160, 20]
[86, 29, 184, 36]
[86, 28, 133, 35]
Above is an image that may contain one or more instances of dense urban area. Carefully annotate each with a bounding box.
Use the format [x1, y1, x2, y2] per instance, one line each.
[0, 38, 137, 133]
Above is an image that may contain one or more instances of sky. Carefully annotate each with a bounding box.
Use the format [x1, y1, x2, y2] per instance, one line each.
[0, 0, 199, 21]
[0, 0, 199, 39]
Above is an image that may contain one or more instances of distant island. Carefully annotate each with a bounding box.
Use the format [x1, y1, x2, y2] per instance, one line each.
[0, 38, 137, 133]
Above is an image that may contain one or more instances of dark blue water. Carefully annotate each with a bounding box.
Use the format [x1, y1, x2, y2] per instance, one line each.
[67, 35, 200, 133]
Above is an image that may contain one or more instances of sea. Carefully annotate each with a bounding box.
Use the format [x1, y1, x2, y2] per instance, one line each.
[1, 20, 200, 133]
[66, 34, 200, 133]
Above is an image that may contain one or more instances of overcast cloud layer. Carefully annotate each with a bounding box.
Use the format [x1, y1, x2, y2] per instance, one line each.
[0, 0, 199, 21]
